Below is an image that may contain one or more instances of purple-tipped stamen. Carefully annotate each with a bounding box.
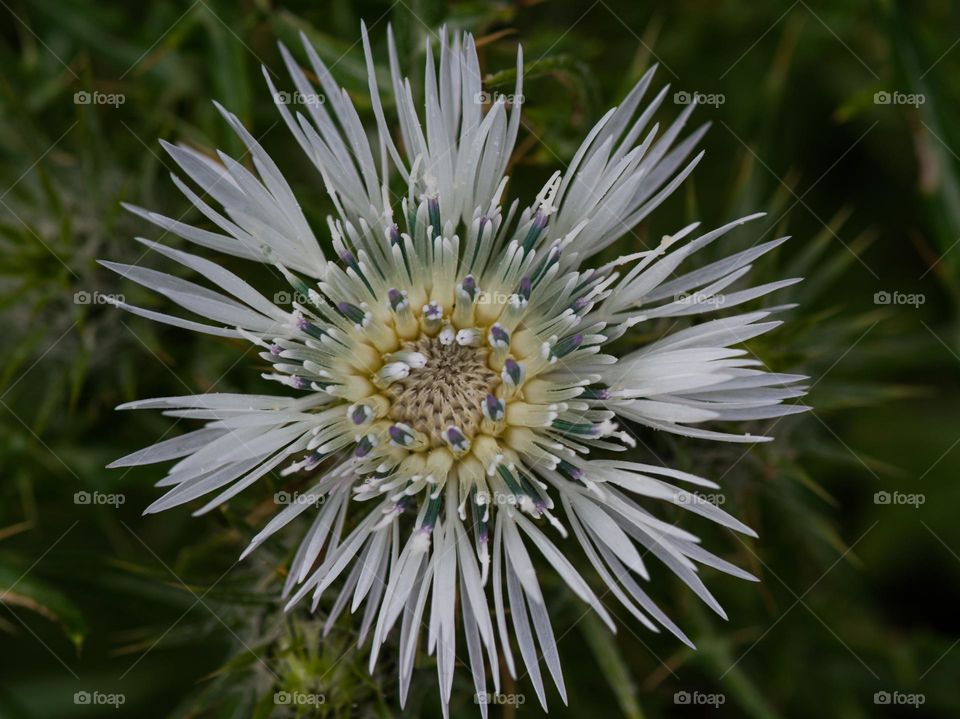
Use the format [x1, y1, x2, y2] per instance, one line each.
[444, 427, 470, 453]
[581, 386, 610, 400]
[387, 288, 408, 311]
[423, 302, 443, 321]
[556, 458, 584, 481]
[355, 434, 376, 458]
[350, 404, 373, 425]
[503, 357, 524, 386]
[428, 196, 441, 240]
[294, 317, 326, 341]
[337, 302, 366, 326]
[522, 210, 548, 251]
[518, 276, 532, 301]
[483, 394, 505, 422]
[489, 324, 510, 348]
[551, 333, 583, 359]
[461, 275, 478, 300]
[388, 424, 415, 447]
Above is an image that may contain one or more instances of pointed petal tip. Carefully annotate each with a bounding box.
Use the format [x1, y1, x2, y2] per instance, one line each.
[238, 543, 258, 561]
[119, 201, 149, 216]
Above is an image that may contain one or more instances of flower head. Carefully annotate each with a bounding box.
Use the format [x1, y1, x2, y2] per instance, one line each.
[106, 23, 807, 715]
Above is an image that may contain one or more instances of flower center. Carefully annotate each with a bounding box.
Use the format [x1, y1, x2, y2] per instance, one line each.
[384, 335, 499, 446]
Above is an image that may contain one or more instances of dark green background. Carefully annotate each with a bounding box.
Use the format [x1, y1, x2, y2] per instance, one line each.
[1, 0, 958, 717]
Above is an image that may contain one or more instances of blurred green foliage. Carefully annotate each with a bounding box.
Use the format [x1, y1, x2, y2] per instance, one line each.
[1, 0, 959, 717]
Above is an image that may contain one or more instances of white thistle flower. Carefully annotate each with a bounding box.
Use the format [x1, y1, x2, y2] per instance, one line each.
[105, 23, 808, 715]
